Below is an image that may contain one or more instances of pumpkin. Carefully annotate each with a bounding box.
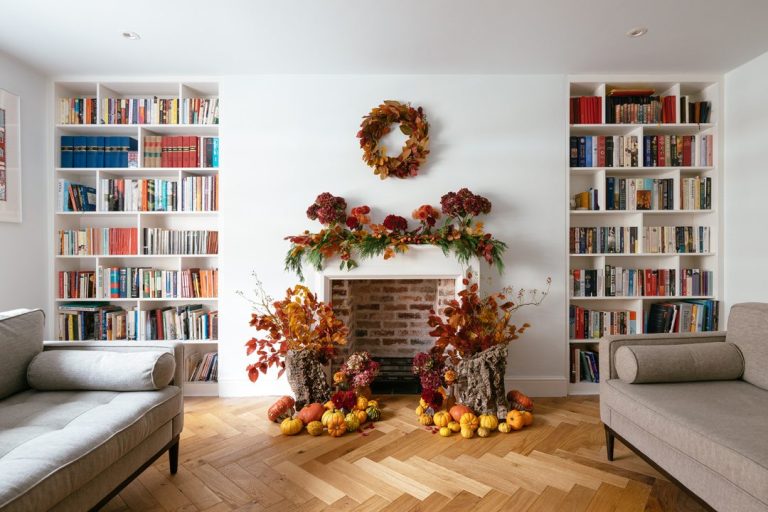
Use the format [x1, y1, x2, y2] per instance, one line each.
[345, 412, 360, 432]
[506, 410, 525, 431]
[448, 421, 461, 433]
[267, 396, 295, 422]
[419, 398, 428, 409]
[460, 426, 475, 439]
[356, 396, 369, 411]
[297, 403, 325, 425]
[479, 414, 499, 430]
[415, 405, 425, 417]
[477, 427, 491, 438]
[355, 409, 368, 424]
[367, 400, 379, 408]
[327, 414, 347, 437]
[498, 422, 512, 434]
[433, 411, 451, 428]
[507, 390, 534, 412]
[306, 421, 324, 436]
[460, 412, 479, 431]
[324, 400, 335, 410]
[365, 405, 381, 422]
[449, 404, 473, 423]
[521, 411, 534, 426]
[322, 409, 344, 427]
[439, 426, 452, 437]
[418, 414, 433, 426]
[280, 417, 303, 436]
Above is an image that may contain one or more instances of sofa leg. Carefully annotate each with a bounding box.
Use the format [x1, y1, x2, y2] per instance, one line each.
[168, 439, 179, 474]
[604, 425, 615, 462]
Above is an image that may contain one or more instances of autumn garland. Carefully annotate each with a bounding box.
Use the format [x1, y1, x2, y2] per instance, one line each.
[285, 189, 507, 280]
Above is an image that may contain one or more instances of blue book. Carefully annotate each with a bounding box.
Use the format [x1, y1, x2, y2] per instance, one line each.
[85, 136, 99, 168]
[80, 185, 96, 211]
[585, 136, 592, 167]
[606, 177, 615, 210]
[60, 136, 74, 168]
[73, 136, 87, 168]
[643, 136, 652, 167]
[577, 137, 586, 167]
[212, 137, 219, 167]
[94, 136, 105, 167]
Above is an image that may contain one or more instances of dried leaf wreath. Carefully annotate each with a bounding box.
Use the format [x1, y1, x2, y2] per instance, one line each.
[357, 100, 430, 179]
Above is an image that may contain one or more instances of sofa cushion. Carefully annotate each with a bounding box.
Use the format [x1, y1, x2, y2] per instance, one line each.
[615, 342, 744, 383]
[604, 379, 768, 505]
[0, 386, 181, 511]
[28, 350, 176, 391]
[727, 303, 768, 390]
[0, 309, 44, 400]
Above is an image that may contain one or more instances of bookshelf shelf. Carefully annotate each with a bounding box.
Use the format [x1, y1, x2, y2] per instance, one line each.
[52, 80, 221, 396]
[567, 77, 723, 395]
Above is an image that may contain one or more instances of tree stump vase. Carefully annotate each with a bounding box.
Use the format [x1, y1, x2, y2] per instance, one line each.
[455, 343, 509, 419]
[285, 350, 331, 409]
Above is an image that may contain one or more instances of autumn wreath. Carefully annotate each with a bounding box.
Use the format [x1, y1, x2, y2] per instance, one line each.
[357, 100, 430, 179]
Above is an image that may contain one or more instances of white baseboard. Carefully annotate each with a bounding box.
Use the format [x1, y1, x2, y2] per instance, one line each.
[504, 377, 569, 397]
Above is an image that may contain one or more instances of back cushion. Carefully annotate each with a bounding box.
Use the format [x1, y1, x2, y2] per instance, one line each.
[0, 309, 44, 399]
[727, 303, 768, 390]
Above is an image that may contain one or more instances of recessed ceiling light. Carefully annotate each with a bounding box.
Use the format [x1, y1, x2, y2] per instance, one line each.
[122, 31, 141, 40]
[626, 27, 648, 38]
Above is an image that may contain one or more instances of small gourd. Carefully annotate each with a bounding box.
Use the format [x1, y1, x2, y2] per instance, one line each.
[355, 409, 368, 424]
[365, 405, 381, 422]
[280, 417, 303, 436]
[345, 412, 360, 432]
[322, 409, 344, 427]
[498, 422, 512, 434]
[433, 411, 451, 428]
[356, 396, 369, 411]
[439, 426, 452, 437]
[324, 400, 335, 410]
[506, 410, 525, 431]
[327, 415, 347, 437]
[460, 412, 479, 431]
[521, 411, 534, 426]
[306, 421, 324, 436]
[419, 398, 428, 409]
[460, 425, 475, 439]
[479, 414, 499, 431]
[449, 404, 473, 423]
[419, 414, 433, 426]
[367, 400, 379, 408]
[477, 427, 491, 438]
[448, 421, 461, 433]
[415, 405, 425, 417]
[267, 396, 295, 422]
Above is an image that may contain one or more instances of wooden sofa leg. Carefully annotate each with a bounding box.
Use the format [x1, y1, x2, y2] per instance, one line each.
[604, 425, 615, 461]
[169, 439, 179, 474]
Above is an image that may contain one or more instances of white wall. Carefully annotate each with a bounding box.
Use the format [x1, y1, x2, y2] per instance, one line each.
[219, 75, 567, 397]
[0, 52, 48, 315]
[725, 51, 768, 311]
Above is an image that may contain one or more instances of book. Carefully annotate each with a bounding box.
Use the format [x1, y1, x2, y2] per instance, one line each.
[569, 226, 639, 254]
[142, 305, 218, 341]
[569, 305, 637, 339]
[645, 300, 719, 333]
[58, 97, 98, 124]
[57, 302, 137, 341]
[58, 180, 96, 212]
[605, 94, 676, 124]
[101, 178, 178, 212]
[570, 136, 638, 168]
[142, 229, 218, 255]
[643, 226, 711, 254]
[57, 227, 138, 256]
[569, 96, 602, 124]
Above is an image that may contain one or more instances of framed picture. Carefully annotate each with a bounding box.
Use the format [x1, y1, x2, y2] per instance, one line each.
[0, 89, 21, 223]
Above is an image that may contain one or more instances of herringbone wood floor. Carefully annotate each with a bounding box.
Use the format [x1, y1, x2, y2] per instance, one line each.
[104, 395, 707, 512]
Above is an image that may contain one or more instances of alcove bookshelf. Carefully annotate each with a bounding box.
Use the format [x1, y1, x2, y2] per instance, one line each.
[51, 81, 220, 396]
[567, 77, 723, 395]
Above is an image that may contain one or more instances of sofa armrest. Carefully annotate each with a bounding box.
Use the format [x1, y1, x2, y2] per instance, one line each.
[599, 331, 726, 382]
[43, 341, 184, 388]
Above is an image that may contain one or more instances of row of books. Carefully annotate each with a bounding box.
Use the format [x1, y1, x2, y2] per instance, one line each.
[606, 95, 677, 124]
[102, 178, 178, 212]
[570, 349, 599, 383]
[569, 96, 602, 124]
[181, 175, 218, 212]
[572, 188, 599, 210]
[94, 267, 218, 299]
[644, 226, 711, 254]
[186, 351, 218, 382]
[58, 180, 96, 212]
[569, 306, 637, 340]
[57, 303, 137, 341]
[58, 97, 220, 125]
[143, 136, 219, 168]
[143, 305, 218, 341]
[58, 271, 95, 299]
[645, 300, 719, 333]
[681, 177, 713, 210]
[571, 267, 677, 297]
[60, 136, 138, 168]
[606, 178, 675, 211]
[58, 228, 138, 256]
[570, 136, 638, 168]
[642, 135, 697, 167]
[569, 226, 640, 254]
[680, 99, 712, 124]
[142, 229, 219, 255]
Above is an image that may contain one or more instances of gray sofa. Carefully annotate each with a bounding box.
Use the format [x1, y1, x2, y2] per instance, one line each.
[600, 303, 768, 512]
[0, 309, 184, 511]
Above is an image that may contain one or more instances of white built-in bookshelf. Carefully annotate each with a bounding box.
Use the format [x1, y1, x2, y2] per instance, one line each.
[567, 77, 723, 395]
[51, 81, 220, 396]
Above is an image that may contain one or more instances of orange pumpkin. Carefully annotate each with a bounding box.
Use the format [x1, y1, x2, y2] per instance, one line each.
[460, 412, 479, 431]
[449, 404, 473, 423]
[355, 409, 368, 424]
[296, 403, 325, 425]
[267, 396, 295, 422]
[521, 411, 534, 426]
[327, 415, 347, 437]
[506, 410, 525, 431]
[507, 390, 534, 412]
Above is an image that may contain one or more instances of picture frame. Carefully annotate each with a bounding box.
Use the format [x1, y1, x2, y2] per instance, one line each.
[0, 88, 21, 223]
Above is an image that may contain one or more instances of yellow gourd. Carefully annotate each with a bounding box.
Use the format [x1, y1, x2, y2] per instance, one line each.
[345, 412, 360, 432]
[448, 421, 461, 433]
[460, 412, 479, 431]
[306, 421, 324, 436]
[439, 426, 452, 437]
[322, 409, 344, 427]
[327, 415, 347, 437]
[419, 414, 434, 426]
[477, 426, 491, 438]
[506, 410, 525, 431]
[419, 398, 428, 409]
[415, 405, 425, 417]
[356, 396, 369, 411]
[280, 417, 303, 436]
[521, 411, 534, 426]
[460, 425, 475, 439]
[479, 414, 499, 430]
[324, 400, 335, 410]
[355, 409, 368, 424]
[433, 411, 451, 428]
[498, 422, 512, 434]
[367, 400, 379, 408]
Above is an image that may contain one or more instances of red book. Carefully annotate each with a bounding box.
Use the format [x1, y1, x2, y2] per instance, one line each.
[683, 136, 692, 166]
[175, 136, 183, 167]
[597, 136, 606, 166]
[657, 136, 665, 166]
[192, 136, 199, 168]
[156, 309, 164, 340]
[644, 269, 653, 296]
[580, 99, 587, 124]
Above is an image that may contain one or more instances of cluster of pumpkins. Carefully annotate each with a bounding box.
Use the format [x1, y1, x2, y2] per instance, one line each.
[416, 400, 534, 439]
[273, 395, 383, 437]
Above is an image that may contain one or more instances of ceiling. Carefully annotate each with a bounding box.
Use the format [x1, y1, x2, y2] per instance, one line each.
[1, 0, 768, 76]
